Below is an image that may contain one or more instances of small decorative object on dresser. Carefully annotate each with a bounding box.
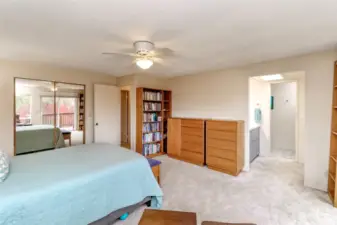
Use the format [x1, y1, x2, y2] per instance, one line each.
[0, 150, 10, 182]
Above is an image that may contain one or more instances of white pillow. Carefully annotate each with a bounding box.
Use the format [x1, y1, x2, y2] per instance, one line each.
[0, 150, 9, 182]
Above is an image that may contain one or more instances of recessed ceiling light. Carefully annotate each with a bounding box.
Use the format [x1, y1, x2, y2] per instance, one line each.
[260, 74, 283, 81]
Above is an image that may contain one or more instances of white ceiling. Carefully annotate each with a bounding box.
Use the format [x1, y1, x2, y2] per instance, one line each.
[1, 0, 337, 77]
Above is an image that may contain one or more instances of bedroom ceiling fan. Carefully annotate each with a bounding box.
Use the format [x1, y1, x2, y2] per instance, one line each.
[102, 40, 175, 70]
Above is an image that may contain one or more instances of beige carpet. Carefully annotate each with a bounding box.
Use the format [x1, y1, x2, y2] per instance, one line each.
[116, 155, 336, 225]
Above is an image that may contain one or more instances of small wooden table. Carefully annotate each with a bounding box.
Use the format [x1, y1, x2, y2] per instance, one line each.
[139, 209, 197, 225]
[62, 131, 72, 146]
[202, 222, 256, 225]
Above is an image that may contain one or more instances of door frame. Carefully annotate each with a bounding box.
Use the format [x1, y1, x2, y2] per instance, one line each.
[120, 90, 131, 149]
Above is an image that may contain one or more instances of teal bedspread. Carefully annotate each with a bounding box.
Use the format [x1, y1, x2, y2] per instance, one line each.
[0, 144, 163, 225]
[16, 125, 65, 155]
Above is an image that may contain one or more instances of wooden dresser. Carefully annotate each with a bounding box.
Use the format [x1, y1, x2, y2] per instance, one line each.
[168, 118, 205, 166]
[206, 120, 244, 176]
[168, 118, 244, 176]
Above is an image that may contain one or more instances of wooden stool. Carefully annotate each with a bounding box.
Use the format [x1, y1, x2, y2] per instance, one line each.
[62, 130, 72, 146]
[202, 221, 256, 225]
[139, 209, 197, 225]
[147, 158, 161, 185]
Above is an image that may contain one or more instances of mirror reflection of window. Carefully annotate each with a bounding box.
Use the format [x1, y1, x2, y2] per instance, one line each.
[55, 83, 85, 147]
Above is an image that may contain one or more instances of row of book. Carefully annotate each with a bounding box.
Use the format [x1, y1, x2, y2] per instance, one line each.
[143, 123, 161, 133]
[144, 103, 161, 111]
[143, 132, 161, 143]
[143, 143, 160, 156]
[143, 113, 161, 122]
[144, 92, 162, 101]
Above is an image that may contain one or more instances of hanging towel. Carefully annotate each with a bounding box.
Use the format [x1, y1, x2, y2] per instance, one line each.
[254, 108, 262, 124]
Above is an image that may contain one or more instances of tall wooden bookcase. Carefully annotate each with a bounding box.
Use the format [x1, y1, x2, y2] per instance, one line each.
[136, 87, 172, 157]
[78, 91, 85, 131]
[329, 61, 337, 207]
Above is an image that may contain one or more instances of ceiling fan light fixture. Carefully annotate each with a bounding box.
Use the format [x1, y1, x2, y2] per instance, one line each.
[136, 58, 153, 70]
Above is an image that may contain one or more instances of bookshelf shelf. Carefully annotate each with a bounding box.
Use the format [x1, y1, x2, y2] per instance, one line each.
[329, 61, 337, 207]
[143, 100, 162, 102]
[136, 87, 172, 157]
[143, 131, 162, 134]
[143, 140, 161, 145]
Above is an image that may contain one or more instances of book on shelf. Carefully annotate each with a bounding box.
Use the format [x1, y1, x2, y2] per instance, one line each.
[143, 102, 161, 111]
[143, 122, 161, 133]
[143, 132, 162, 143]
[143, 113, 161, 122]
[143, 143, 161, 156]
[143, 91, 162, 101]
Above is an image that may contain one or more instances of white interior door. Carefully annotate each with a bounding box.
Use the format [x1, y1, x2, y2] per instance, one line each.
[94, 84, 120, 145]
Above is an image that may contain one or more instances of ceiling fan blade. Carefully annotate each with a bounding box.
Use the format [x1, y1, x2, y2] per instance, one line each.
[152, 57, 164, 64]
[102, 52, 136, 57]
[155, 47, 175, 57]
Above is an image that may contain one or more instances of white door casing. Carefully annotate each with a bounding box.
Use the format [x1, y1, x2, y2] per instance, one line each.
[94, 84, 120, 145]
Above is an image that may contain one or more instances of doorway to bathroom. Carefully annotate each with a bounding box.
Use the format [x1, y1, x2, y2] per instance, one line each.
[248, 71, 305, 163]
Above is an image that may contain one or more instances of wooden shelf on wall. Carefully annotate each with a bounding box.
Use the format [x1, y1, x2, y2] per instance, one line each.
[136, 87, 172, 157]
[328, 61, 337, 207]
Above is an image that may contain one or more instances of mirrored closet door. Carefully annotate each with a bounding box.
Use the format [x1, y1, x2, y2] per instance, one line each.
[14, 78, 85, 155]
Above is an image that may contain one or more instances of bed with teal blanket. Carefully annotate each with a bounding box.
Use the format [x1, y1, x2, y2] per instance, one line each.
[15, 125, 65, 155]
[0, 144, 163, 225]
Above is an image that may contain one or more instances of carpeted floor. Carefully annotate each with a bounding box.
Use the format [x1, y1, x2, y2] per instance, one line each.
[116, 155, 337, 225]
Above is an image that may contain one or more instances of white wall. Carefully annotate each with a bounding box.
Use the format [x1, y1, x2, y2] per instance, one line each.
[296, 73, 306, 163]
[249, 78, 271, 156]
[271, 82, 297, 151]
[0, 59, 117, 156]
[168, 50, 337, 191]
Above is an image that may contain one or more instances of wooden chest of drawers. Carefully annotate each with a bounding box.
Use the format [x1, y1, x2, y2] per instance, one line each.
[168, 118, 244, 176]
[168, 118, 205, 166]
[206, 120, 244, 176]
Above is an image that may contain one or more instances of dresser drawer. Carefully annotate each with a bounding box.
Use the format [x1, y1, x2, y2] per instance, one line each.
[207, 147, 236, 161]
[207, 121, 237, 132]
[206, 156, 237, 174]
[182, 127, 204, 137]
[181, 119, 204, 128]
[180, 150, 204, 165]
[207, 130, 236, 142]
[181, 140, 204, 153]
[207, 138, 236, 151]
